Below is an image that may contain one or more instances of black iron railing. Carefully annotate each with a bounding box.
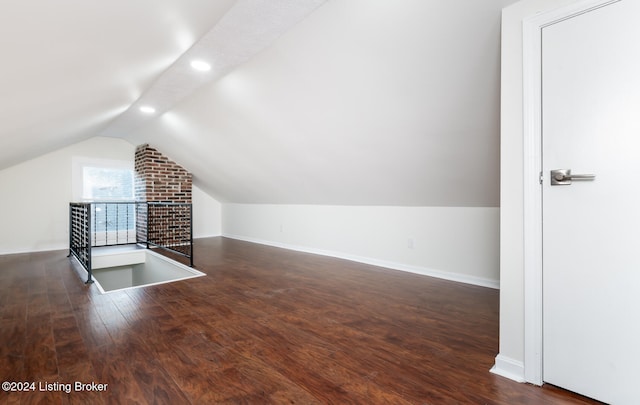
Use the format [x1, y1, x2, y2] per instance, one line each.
[69, 203, 93, 283]
[141, 202, 193, 267]
[68, 201, 194, 283]
[90, 202, 137, 247]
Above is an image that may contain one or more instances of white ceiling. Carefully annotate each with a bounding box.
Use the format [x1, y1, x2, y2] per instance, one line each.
[100, 0, 326, 137]
[1, 0, 518, 207]
[0, 0, 236, 169]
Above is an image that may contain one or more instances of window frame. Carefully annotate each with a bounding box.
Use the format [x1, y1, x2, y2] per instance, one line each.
[72, 157, 135, 202]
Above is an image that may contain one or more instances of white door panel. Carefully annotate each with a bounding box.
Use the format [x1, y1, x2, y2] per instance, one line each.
[542, 1, 640, 403]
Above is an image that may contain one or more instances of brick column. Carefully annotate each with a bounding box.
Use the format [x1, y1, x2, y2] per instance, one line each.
[134, 144, 192, 203]
[134, 144, 192, 246]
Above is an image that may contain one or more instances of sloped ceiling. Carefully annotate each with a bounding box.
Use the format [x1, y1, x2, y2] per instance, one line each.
[1, 0, 518, 207]
[0, 0, 236, 169]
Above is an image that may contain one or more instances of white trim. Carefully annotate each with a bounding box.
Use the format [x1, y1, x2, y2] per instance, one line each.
[92, 247, 146, 269]
[490, 354, 525, 383]
[522, 4, 545, 387]
[0, 245, 68, 256]
[521, 0, 621, 386]
[223, 233, 499, 289]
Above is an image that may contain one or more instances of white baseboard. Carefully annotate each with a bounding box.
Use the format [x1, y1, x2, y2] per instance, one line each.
[490, 354, 525, 382]
[194, 233, 222, 239]
[0, 244, 68, 256]
[222, 234, 499, 289]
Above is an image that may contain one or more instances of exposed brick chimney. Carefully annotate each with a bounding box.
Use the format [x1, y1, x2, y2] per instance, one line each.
[134, 144, 192, 203]
[134, 144, 192, 245]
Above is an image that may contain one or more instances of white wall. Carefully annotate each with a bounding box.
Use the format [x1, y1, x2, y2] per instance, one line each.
[0, 136, 222, 255]
[0, 137, 134, 254]
[192, 184, 222, 238]
[498, 0, 577, 381]
[223, 204, 499, 288]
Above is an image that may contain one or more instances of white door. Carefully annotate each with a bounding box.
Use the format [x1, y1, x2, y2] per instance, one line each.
[542, 1, 640, 403]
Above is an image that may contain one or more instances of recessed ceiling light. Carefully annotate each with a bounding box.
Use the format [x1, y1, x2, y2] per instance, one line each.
[190, 60, 211, 72]
[139, 106, 156, 114]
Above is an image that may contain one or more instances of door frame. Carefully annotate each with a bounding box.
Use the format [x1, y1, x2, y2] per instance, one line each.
[521, 0, 622, 385]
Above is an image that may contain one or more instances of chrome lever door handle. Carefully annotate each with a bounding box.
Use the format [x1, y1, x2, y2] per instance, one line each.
[551, 169, 596, 185]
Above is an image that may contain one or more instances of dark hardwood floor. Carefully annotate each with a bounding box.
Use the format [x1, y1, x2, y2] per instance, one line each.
[0, 237, 601, 404]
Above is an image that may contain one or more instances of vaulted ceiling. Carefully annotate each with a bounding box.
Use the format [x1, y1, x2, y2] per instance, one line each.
[1, 0, 518, 207]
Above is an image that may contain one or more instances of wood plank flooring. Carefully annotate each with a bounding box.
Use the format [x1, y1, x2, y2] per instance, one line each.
[0, 237, 602, 404]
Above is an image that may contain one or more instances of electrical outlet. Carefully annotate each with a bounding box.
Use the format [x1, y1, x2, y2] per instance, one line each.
[407, 238, 414, 249]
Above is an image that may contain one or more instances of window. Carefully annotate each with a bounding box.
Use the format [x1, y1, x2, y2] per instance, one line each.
[72, 158, 136, 240]
[72, 157, 135, 202]
[82, 166, 134, 201]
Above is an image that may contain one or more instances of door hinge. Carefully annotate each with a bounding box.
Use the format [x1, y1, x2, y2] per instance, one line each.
[539, 171, 543, 184]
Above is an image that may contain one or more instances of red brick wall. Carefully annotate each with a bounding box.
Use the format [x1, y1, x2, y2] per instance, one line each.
[134, 144, 192, 246]
[134, 144, 192, 203]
